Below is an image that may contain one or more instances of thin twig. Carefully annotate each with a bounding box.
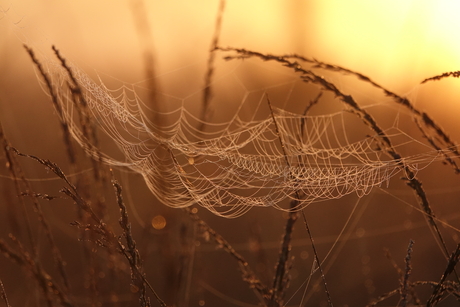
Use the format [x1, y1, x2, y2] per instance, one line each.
[266, 95, 300, 305]
[401, 240, 414, 307]
[112, 175, 151, 307]
[301, 211, 334, 307]
[185, 207, 270, 303]
[52, 45, 105, 182]
[427, 244, 460, 306]
[0, 279, 11, 307]
[421, 70, 460, 84]
[24, 44, 77, 166]
[129, 0, 159, 127]
[200, 0, 226, 131]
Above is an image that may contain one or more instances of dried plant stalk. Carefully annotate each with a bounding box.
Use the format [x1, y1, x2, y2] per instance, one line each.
[421, 70, 460, 84]
[200, 0, 226, 130]
[52, 45, 105, 182]
[23, 45, 77, 166]
[427, 244, 460, 306]
[11, 148, 168, 307]
[185, 207, 270, 303]
[0, 279, 11, 307]
[401, 240, 414, 307]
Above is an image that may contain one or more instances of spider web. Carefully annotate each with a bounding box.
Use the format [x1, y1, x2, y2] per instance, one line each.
[38, 52, 454, 218]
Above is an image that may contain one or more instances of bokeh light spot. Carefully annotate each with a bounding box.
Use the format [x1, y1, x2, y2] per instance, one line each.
[151, 215, 166, 230]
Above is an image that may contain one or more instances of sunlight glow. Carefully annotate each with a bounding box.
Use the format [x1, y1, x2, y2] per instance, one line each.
[315, 1, 460, 87]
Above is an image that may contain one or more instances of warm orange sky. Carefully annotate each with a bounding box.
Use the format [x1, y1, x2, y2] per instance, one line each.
[1, 1, 460, 119]
[2, 1, 460, 78]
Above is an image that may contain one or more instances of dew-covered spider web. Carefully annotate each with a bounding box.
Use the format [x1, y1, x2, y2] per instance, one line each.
[36, 49, 459, 218]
